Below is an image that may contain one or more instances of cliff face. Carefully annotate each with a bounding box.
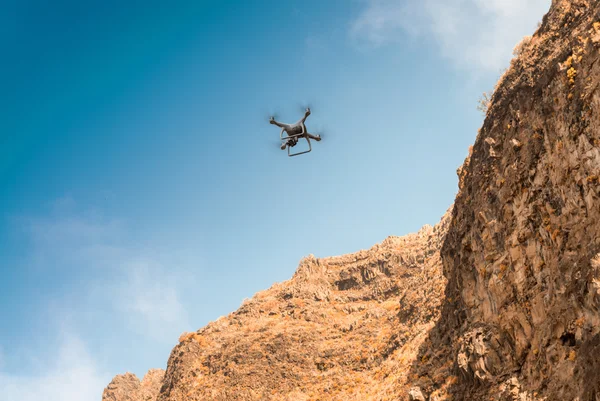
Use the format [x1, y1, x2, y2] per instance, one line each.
[103, 1, 600, 400]
[414, 0, 600, 399]
[157, 210, 451, 401]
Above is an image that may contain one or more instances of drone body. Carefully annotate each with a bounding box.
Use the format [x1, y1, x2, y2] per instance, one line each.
[269, 108, 322, 157]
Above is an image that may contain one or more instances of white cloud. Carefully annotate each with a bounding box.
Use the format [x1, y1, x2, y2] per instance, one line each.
[5, 197, 196, 395]
[114, 257, 192, 343]
[16, 199, 193, 344]
[17, 202, 128, 270]
[0, 333, 110, 401]
[1, 198, 200, 399]
[350, 0, 551, 72]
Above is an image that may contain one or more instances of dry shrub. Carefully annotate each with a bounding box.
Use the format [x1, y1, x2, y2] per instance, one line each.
[477, 92, 492, 114]
[513, 35, 532, 57]
[179, 331, 194, 343]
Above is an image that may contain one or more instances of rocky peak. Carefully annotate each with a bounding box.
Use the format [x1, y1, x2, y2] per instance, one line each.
[102, 369, 165, 401]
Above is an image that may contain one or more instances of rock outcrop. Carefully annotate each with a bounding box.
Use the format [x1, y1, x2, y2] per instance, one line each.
[104, 209, 451, 401]
[103, 0, 600, 399]
[157, 211, 451, 401]
[102, 369, 165, 401]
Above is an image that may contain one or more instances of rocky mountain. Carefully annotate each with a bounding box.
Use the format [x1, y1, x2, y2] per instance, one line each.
[102, 210, 451, 401]
[102, 0, 600, 399]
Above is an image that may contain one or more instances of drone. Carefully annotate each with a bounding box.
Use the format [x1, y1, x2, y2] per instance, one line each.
[269, 108, 322, 157]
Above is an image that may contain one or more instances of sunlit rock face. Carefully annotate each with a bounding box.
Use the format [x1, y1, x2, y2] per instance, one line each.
[154, 211, 451, 401]
[421, 1, 600, 399]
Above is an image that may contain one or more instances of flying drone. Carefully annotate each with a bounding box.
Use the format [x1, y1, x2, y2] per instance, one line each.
[269, 107, 322, 157]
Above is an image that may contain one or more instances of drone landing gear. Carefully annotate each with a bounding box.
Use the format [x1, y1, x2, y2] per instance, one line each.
[281, 131, 312, 157]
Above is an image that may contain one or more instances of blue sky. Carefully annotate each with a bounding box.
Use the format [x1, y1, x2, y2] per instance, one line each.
[1, 0, 550, 399]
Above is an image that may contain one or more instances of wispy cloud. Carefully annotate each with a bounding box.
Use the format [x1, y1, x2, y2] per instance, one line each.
[4, 197, 196, 396]
[17, 197, 193, 342]
[349, 0, 551, 73]
[17, 197, 128, 269]
[0, 333, 110, 401]
[114, 257, 192, 343]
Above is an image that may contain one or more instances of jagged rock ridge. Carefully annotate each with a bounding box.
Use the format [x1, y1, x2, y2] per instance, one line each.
[158, 211, 451, 401]
[102, 209, 452, 401]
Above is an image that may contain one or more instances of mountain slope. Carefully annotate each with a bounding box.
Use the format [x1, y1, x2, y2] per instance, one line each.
[156, 210, 451, 401]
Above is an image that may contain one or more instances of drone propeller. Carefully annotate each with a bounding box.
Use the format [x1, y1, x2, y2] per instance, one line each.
[262, 106, 281, 123]
[297, 101, 316, 114]
[266, 113, 279, 123]
[311, 123, 329, 140]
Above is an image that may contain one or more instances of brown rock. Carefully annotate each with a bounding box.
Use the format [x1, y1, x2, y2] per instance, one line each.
[408, 386, 426, 401]
[104, 210, 452, 401]
[415, 0, 600, 399]
[102, 369, 165, 401]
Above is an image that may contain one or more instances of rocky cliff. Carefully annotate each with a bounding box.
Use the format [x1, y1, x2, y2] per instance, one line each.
[159, 211, 451, 401]
[103, 0, 600, 399]
[410, 0, 600, 399]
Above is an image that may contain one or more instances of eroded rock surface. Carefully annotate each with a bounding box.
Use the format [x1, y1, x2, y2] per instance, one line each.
[409, 0, 600, 399]
[102, 369, 165, 401]
[154, 211, 450, 401]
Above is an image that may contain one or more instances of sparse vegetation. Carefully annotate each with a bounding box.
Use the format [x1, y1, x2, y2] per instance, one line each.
[477, 91, 492, 115]
[513, 35, 532, 57]
[567, 67, 577, 84]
